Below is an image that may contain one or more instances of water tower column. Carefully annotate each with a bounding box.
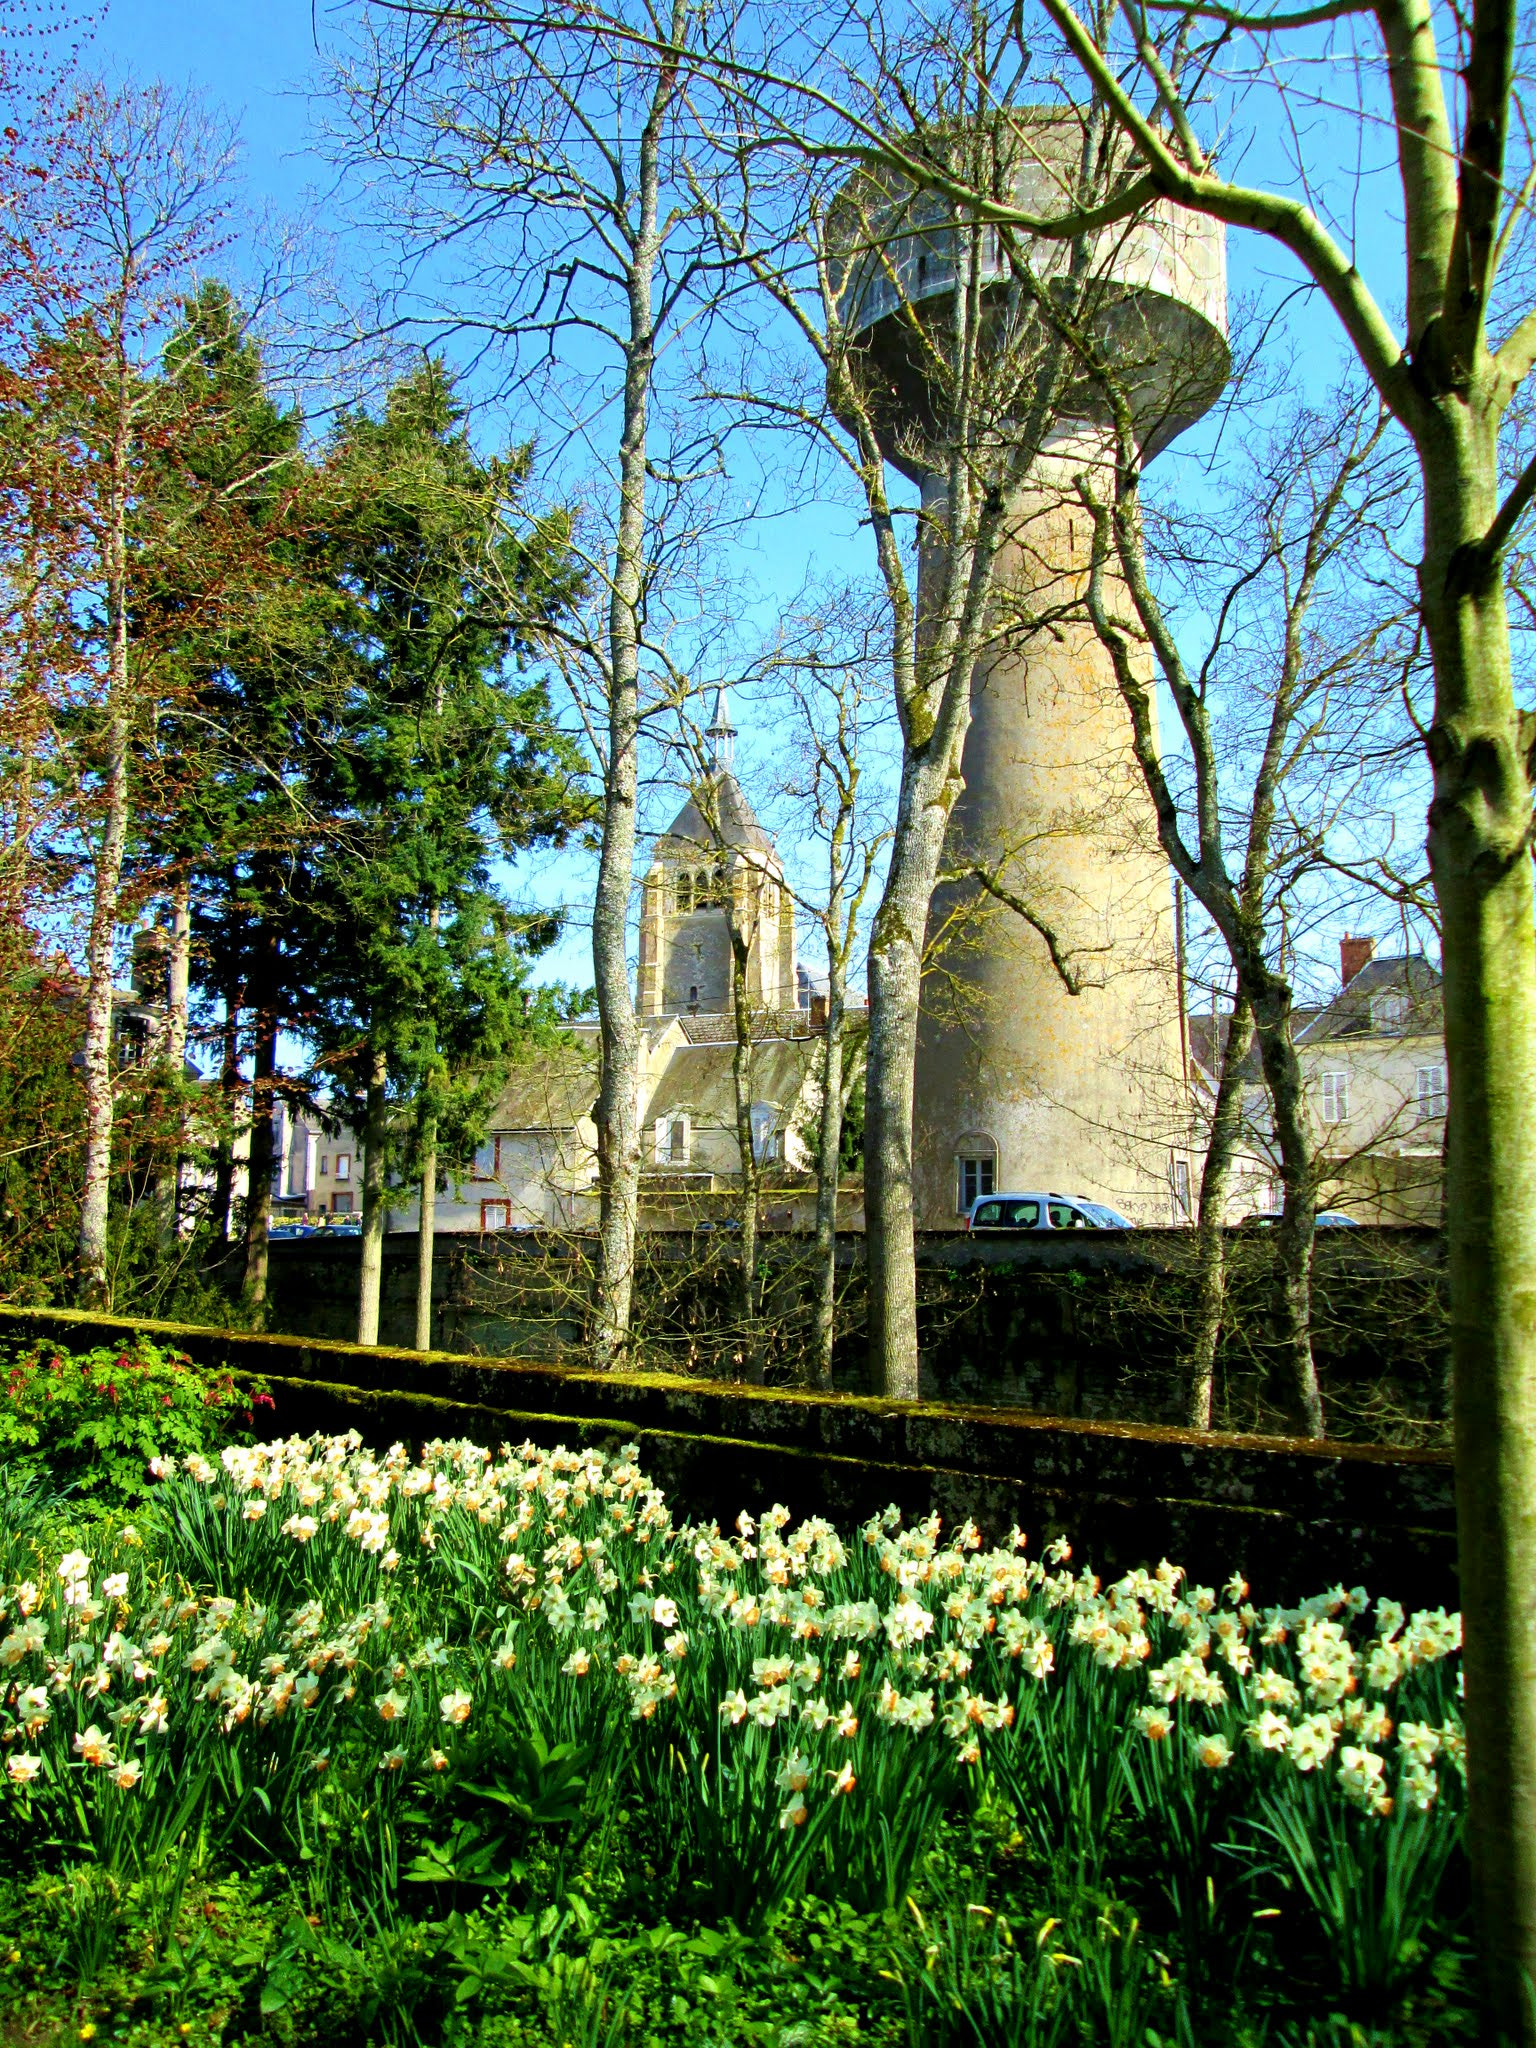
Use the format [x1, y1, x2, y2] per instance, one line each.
[913, 425, 1189, 1225]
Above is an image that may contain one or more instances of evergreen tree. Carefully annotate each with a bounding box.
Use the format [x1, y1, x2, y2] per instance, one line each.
[298, 361, 587, 1345]
[133, 282, 311, 1284]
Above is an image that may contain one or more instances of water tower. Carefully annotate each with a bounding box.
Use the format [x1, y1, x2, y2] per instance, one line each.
[835, 113, 1227, 1222]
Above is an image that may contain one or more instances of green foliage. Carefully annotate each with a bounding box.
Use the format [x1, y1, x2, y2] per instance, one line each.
[0, 1335, 269, 1508]
[0, 949, 91, 1305]
[298, 359, 591, 1174]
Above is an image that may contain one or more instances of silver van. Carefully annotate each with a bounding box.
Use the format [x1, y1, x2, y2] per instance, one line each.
[966, 1192, 1132, 1231]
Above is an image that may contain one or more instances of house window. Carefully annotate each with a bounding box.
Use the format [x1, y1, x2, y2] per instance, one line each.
[471, 1138, 499, 1182]
[750, 1102, 779, 1165]
[481, 1200, 511, 1232]
[1320, 1072, 1349, 1124]
[1416, 1064, 1447, 1120]
[318, 1155, 329, 1177]
[331, 1192, 353, 1215]
[656, 1116, 690, 1165]
[957, 1153, 996, 1214]
[1172, 1156, 1192, 1219]
[334, 1152, 351, 1181]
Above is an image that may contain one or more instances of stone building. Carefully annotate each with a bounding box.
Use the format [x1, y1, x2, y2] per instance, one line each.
[1187, 937, 1446, 1224]
[1296, 940, 1445, 1223]
[267, 692, 830, 1236]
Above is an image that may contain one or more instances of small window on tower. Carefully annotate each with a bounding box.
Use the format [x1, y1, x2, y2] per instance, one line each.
[688, 984, 699, 1007]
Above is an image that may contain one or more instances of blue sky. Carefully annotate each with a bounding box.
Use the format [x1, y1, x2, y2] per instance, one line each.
[90, 1, 1429, 1010]
[94, 0, 902, 994]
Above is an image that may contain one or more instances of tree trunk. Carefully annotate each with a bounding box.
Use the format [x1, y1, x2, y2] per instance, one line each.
[1187, 994, 1253, 1429]
[77, 714, 128, 1304]
[415, 1108, 437, 1352]
[212, 1001, 240, 1245]
[864, 749, 957, 1399]
[77, 429, 134, 1305]
[1419, 415, 1536, 2042]
[728, 920, 761, 1377]
[241, 983, 278, 1318]
[1248, 985, 1324, 1437]
[811, 952, 847, 1391]
[589, 30, 678, 1371]
[591, 765, 640, 1366]
[154, 872, 192, 1242]
[166, 875, 190, 1071]
[357, 1042, 390, 1346]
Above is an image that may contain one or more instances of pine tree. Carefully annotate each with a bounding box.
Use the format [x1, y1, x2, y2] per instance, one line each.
[299, 361, 588, 1345]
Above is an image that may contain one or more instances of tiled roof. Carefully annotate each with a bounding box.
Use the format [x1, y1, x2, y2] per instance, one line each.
[1296, 954, 1442, 1043]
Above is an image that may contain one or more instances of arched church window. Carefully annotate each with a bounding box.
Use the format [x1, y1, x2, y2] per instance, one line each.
[675, 872, 692, 914]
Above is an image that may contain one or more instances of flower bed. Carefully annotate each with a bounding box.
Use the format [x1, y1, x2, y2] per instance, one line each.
[0, 1431, 1476, 2045]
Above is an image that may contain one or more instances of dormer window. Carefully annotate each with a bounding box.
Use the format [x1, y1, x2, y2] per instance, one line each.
[1372, 990, 1408, 1032]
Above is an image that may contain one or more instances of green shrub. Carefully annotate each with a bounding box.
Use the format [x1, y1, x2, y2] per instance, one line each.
[0, 1335, 271, 1509]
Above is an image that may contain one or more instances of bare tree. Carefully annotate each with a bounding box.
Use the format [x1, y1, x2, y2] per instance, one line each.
[331, 0, 734, 1367]
[2, 72, 240, 1302]
[1068, 379, 1410, 1432]
[693, 67, 1124, 1397]
[901, 3, 1536, 2007]
[767, 598, 890, 1387]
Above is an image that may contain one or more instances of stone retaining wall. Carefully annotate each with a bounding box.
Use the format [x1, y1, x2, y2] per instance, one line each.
[0, 1303, 1459, 1609]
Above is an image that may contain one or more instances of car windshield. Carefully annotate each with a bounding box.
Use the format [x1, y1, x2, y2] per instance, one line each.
[1081, 1202, 1129, 1228]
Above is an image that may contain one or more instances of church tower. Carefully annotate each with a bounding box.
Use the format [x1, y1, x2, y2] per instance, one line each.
[637, 688, 797, 1017]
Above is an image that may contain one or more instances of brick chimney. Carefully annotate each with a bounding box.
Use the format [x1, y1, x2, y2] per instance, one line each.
[1340, 935, 1375, 988]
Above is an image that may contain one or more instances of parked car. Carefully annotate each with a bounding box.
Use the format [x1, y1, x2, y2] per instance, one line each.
[1237, 1209, 1360, 1229]
[966, 1192, 1132, 1231]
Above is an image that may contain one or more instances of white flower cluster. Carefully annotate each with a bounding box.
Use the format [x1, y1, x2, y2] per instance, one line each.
[0, 1433, 1465, 1850]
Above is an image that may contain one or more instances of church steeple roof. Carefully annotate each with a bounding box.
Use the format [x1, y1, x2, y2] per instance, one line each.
[656, 769, 773, 858]
[656, 689, 772, 857]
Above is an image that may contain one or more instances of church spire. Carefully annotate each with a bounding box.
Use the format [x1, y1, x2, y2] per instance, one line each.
[705, 683, 736, 772]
